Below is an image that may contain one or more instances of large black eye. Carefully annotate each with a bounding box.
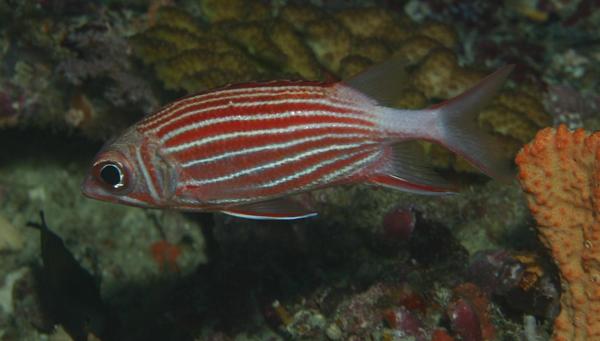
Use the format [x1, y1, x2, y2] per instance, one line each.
[93, 160, 129, 191]
[99, 163, 124, 189]
[91, 152, 133, 194]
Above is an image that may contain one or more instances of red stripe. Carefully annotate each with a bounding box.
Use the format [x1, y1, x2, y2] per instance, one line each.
[197, 148, 376, 203]
[132, 80, 384, 209]
[162, 109, 373, 150]
[152, 94, 341, 138]
[170, 125, 374, 165]
[241, 149, 375, 198]
[176, 131, 370, 166]
[152, 95, 368, 142]
[129, 192, 155, 206]
[262, 150, 374, 195]
[139, 82, 334, 130]
[180, 135, 371, 184]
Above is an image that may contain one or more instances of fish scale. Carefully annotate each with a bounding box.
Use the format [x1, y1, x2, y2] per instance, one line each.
[201, 149, 382, 205]
[151, 92, 375, 140]
[138, 82, 336, 131]
[145, 82, 381, 205]
[82, 59, 514, 220]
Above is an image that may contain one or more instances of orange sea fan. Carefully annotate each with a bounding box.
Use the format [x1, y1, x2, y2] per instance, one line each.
[516, 124, 600, 341]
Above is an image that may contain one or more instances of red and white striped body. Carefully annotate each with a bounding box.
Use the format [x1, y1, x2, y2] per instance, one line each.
[136, 81, 386, 209]
[82, 61, 514, 219]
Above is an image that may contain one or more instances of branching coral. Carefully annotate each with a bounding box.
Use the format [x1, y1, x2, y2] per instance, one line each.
[516, 125, 600, 341]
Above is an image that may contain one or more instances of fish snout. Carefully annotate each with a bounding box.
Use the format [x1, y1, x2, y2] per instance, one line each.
[81, 173, 105, 201]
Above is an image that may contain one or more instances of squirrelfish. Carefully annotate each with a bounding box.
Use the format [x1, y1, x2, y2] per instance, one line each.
[82, 58, 513, 220]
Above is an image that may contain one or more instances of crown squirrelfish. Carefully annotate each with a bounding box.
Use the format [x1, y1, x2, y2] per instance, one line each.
[81, 58, 514, 220]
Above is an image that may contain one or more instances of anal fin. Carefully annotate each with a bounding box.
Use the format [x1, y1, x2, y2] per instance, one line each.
[221, 197, 318, 220]
[368, 174, 457, 195]
[369, 141, 458, 195]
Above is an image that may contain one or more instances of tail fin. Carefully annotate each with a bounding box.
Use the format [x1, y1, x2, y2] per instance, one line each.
[434, 65, 515, 181]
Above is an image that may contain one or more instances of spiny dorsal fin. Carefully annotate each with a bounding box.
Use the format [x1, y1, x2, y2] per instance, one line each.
[342, 55, 410, 106]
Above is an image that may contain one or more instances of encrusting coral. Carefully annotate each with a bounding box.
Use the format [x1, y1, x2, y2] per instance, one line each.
[516, 124, 600, 341]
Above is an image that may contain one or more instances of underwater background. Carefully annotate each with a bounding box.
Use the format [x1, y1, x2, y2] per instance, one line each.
[1, 0, 600, 340]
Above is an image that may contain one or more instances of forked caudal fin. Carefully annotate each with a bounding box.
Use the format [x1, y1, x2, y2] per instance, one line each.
[432, 65, 515, 182]
[347, 61, 515, 190]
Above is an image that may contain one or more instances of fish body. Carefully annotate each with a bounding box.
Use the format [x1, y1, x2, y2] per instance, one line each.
[82, 58, 513, 219]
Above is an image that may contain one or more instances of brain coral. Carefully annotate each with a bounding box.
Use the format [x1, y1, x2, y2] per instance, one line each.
[516, 125, 600, 341]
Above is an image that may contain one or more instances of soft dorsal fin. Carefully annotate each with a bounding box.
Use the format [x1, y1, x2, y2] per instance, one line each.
[342, 55, 410, 106]
[221, 197, 318, 220]
[368, 141, 457, 195]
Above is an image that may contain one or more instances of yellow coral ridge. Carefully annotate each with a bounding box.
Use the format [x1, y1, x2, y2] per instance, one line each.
[516, 125, 600, 341]
[200, 0, 269, 23]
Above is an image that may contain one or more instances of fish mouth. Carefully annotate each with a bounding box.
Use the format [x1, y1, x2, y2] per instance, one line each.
[80, 175, 104, 201]
[81, 174, 148, 208]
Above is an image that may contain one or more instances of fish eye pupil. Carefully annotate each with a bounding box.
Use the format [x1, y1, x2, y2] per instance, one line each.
[100, 164, 123, 188]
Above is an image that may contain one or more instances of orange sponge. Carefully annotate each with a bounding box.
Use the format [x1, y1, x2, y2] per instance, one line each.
[516, 125, 600, 341]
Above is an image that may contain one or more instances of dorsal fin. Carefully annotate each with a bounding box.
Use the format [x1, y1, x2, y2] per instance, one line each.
[342, 55, 410, 106]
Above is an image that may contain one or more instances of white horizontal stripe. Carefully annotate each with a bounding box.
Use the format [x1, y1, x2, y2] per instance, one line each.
[207, 150, 380, 205]
[182, 142, 370, 186]
[181, 132, 372, 168]
[140, 86, 330, 129]
[221, 210, 318, 220]
[257, 148, 378, 189]
[164, 122, 377, 154]
[319, 150, 380, 183]
[146, 88, 327, 129]
[160, 104, 376, 144]
[208, 197, 254, 205]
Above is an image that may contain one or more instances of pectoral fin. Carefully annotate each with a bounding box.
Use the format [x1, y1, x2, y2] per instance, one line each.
[221, 197, 318, 220]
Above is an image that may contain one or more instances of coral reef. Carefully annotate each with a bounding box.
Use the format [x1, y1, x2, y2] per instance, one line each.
[467, 250, 560, 319]
[57, 18, 157, 110]
[516, 125, 600, 340]
[406, 0, 600, 167]
[130, 6, 316, 93]
[0, 0, 157, 140]
[2, 1, 597, 340]
[544, 84, 600, 129]
[276, 273, 530, 340]
[450, 282, 495, 340]
[381, 205, 417, 242]
[130, 1, 552, 174]
[0, 129, 207, 340]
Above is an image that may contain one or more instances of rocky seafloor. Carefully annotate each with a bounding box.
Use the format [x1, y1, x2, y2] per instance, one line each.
[0, 0, 599, 340]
